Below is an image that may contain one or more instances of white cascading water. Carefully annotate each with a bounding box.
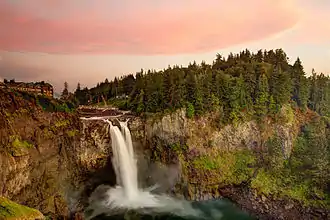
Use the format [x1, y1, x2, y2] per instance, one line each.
[119, 119, 134, 161]
[108, 120, 138, 199]
[118, 120, 138, 193]
[86, 118, 206, 220]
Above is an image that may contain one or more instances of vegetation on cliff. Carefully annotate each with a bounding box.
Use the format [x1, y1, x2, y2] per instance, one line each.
[1, 88, 76, 113]
[251, 116, 330, 206]
[0, 197, 44, 219]
[147, 108, 329, 211]
[0, 89, 81, 218]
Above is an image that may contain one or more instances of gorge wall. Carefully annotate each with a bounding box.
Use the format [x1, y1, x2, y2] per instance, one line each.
[135, 107, 329, 220]
[0, 89, 329, 219]
[138, 107, 329, 220]
[0, 91, 118, 219]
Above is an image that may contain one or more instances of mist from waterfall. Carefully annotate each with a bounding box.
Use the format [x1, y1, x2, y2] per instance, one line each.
[85, 118, 225, 220]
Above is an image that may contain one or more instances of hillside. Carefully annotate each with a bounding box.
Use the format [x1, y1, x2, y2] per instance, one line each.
[72, 49, 330, 124]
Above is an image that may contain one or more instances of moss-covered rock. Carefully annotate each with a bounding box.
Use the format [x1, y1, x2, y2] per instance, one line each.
[190, 149, 256, 186]
[9, 136, 34, 157]
[0, 197, 44, 220]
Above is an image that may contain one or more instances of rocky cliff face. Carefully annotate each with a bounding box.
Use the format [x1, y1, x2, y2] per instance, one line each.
[0, 90, 82, 218]
[68, 106, 328, 219]
[131, 107, 329, 220]
[143, 107, 302, 157]
[0, 89, 328, 219]
[0, 90, 119, 219]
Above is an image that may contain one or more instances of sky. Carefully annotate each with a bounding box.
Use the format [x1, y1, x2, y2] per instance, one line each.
[0, 0, 329, 92]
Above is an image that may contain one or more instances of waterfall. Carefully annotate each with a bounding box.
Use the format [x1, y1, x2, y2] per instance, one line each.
[104, 119, 138, 200]
[118, 119, 138, 193]
[86, 117, 204, 220]
[119, 119, 134, 161]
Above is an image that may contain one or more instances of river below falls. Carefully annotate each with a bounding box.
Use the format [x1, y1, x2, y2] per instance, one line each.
[89, 198, 256, 220]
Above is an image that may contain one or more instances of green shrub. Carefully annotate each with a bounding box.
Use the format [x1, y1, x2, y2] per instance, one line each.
[66, 129, 79, 137]
[277, 104, 294, 124]
[192, 150, 256, 185]
[55, 120, 70, 128]
[169, 143, 187, 155]
[251, 169, 279, 196]
[12, 137, 33, 149]
[186, 102, 195, 118]
[9, 136, 34, 156]
[37, 96, 55, 111]
[265, 134, 286, 170]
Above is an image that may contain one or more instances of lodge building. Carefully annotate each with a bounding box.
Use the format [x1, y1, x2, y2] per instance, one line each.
[0, 80, 54, 97]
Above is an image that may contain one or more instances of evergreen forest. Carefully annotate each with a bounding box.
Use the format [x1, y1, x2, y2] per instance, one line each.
[72, 49, 330, 123]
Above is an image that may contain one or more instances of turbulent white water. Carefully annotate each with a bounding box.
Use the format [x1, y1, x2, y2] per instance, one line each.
[86, 118, 206, 220]
[118, 120, 138, 193]
[109, 120, 138, 199]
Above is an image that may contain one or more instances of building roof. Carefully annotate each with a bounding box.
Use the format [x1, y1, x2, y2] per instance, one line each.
[3, 81, 53, 88]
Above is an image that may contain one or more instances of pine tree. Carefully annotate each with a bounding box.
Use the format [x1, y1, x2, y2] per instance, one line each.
[308, 69, 318, 111]
[254, 73, 269, 117]
[193, 75, 204, 115]
[74, 82, 84, 105]
[186, 72, 196, 105]
[237, 74, 248, 111]
[201, 69, 214, 111]
[122, 74, 135, 96]
[172, 68, 186, 108]
[163, 70, 175, 109]
[186, 72, 203, 115]
[312, 73, 330, 116]
[292, 58, 309, 108]
[213, 53, 226, 70]
[269, 64, 292, 107]
[145, 74, 157, 112]
[136, 90, 145, 114]
[254, 49, 264, 62]
[214, 71, 231, 113]
[128, 71, 144, 111]
[227, 76, 244, 123]
[76, 83, 81, 91]
[61, 82, 69, 99]
[269, 95, 277, 115]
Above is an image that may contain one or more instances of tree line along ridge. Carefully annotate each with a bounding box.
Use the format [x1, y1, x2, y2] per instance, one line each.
[70, 48, 330, 122]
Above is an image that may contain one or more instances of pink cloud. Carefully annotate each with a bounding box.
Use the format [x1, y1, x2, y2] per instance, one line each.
[0, 0, 299, 54]
[291, 11, 330, 44]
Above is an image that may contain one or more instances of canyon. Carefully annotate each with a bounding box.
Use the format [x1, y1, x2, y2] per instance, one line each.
[0, 90, 329, 219]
